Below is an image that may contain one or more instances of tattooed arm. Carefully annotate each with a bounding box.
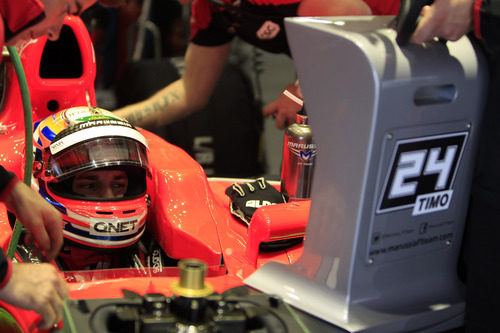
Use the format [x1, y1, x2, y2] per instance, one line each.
[114, 42, 232, 128]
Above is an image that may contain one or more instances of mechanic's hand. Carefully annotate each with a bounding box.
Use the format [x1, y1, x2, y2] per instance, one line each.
[411, 0, 474, 44]
[263, 83, 303, 130]
[225, 177, 287, 225]
[3, 181, 63, 262]
[0, 263, 69, 330]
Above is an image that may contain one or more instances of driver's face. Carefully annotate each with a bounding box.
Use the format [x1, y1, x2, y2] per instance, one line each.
[72, 169, 128, 199]
[6, 0, 96, 45]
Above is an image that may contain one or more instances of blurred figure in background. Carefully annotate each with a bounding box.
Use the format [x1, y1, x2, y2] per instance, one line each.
[113, 0, 401, 130]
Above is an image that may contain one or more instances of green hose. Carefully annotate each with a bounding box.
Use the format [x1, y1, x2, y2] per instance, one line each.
[6, 46, 34, 259]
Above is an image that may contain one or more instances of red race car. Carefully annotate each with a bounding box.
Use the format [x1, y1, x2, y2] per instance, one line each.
[0, 16, 309, 332]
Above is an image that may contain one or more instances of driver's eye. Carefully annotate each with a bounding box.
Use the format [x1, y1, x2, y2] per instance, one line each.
[77, 182, 96, 190]
[73, 181, 99, 196]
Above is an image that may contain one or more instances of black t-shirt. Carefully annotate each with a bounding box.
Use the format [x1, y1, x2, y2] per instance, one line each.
[190, 0, 300, 55]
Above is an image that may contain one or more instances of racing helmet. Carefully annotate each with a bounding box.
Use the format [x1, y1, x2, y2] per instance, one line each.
[32, 106, 151, 249]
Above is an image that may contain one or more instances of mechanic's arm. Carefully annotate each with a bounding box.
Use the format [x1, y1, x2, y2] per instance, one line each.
[0, 169, 68, 330]
[1, 174, 63, 262]
[263, 0, 372, 129]
[411, 0, 500, 53]
[114, 42, 232, 128]
[0, 261, 69, 330]
[263, 80, 303, 129]
[411, 0, 474, 44]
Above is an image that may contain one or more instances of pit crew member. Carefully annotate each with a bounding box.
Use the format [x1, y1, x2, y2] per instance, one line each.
[0, 0, 124, 329]
[113, 0, 401, 130]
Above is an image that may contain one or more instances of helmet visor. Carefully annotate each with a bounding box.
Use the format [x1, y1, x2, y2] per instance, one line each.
[47, 137, 149, 181]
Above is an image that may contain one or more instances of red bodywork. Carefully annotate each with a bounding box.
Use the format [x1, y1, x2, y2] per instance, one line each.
[0, 16, 309, 332]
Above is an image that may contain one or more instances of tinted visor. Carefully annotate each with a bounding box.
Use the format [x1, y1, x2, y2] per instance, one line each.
[47, 137, 149, 181]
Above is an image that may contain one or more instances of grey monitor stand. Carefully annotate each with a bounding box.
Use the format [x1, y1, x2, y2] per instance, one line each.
[246, 16, 487, 333]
